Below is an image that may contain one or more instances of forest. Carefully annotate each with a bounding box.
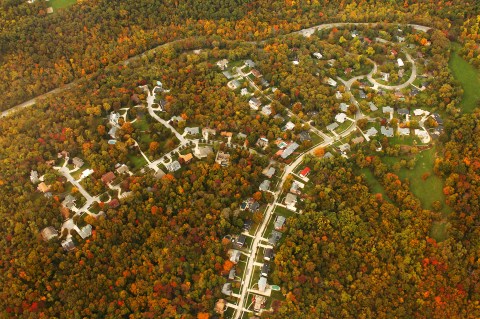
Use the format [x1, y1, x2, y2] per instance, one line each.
[1, 0, 480, 318]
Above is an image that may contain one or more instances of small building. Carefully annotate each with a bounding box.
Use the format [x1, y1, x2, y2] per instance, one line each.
[229, 249, 242, 263]
[339, 103, 349, 112]
[108, 126, 118, 139]
[259, 180, 270, 192]
[221, 283, 232, 296]
[281, 142, 299, 159]
[327, 59, 336, 67]
[299, 167, 310, 178]
[432, 113, 444, 125]
[41, 226, 58, 241]
[227, 79, 241, 90]
[368, 102, 378, 112]
[398, 127, 410, 136]
[179, 153, 193, 164]
[313, 52, 323, 59]
[261, 105, 272, 116]
[326, 123, 339, 131]
[216, 59, 229, 70]
[72, 157, 84, 168]
[264, 248, 274, 261]
[335, 113, 347, 123]
[170, 116, 185, 123]
[251, 69, 262, 78]
[258, 277, 267, 292]
[61, 238, 75, 252]
[37, 182, 51, 193]
[414, 109, 428, 116]
[249, 97, 261, 110]
[366, 127, 378, 137]
[397, 58, 404, 67]
[381, 126, 394, 137]
[264, 167, 276, 178]
[274, 216, 286, 230]
[101, 172, 116, 184]
[166, 160, 181, 172]
[154, 169, 166, 179]
[245, 60, 256, 68]
[184, 127, 200, 135]
[256, 137, 269, 149]
[215, 151, 230, 166]
[236, 234, 246, 248]
[261, 263, 270, 277]
[284, 193, 297, 206]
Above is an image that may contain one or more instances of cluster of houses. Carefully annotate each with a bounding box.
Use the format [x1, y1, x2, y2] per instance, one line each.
[255, 135, 300, 160]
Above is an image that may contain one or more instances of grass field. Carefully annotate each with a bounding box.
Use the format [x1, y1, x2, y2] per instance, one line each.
[359, 168, 391, 202]
[449, 43, 480, 113]
[50, 0, 76, 9]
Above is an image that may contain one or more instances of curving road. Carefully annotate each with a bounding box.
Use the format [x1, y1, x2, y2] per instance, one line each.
[1, 22, 432, 119]
[367, 52, 417, 90]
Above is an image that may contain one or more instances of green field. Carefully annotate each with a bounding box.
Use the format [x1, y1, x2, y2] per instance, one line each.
[449, 43, 480, 113]
[50, 0, 77, 9]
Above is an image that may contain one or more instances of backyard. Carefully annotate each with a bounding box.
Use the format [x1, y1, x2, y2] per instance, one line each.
[50, 0, 76, 9]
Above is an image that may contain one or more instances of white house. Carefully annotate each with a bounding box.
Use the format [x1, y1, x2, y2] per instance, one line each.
[249, 97, 261, 110]
[326, 77, 337, 87]
[216, 59, 229, 70]
[398, 127, 410, 136]
[335, 113, 347, 123]
[313, 52, 323, 59]
[397, 58, 404, 67]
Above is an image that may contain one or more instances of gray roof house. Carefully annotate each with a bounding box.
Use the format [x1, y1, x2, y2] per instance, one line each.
[166, 160, 181, 172]
[381, 126, 394, 137]
[245, 60, 256, 68]
[72, 157, 84, 168]
[264, 167, 275, 178]
[368, 102, 378, 112]
[274, 216, 286, 230]
[229, 249, 241, 263]
[268, 230, 282, 245]
[184, 127, 200, 135]
[284, 193, 297, 206]
[222, 283, 232, 296]
[397, 108, 410, 115]
[264, 248, 274, 261]
[366, 127, 378, 137]
[281, 142, 299, 159]
[326, 123, 339, 131]
[259, 180, 271, 191]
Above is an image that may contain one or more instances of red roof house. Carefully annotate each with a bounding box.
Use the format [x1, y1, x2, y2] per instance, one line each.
[101, 172, 116, 184]
[299, 167, 311, 177]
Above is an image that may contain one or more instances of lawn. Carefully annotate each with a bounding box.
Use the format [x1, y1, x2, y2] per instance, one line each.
[449, 43, 480, 113]
[50, 0, 76, 9]
[431, 221, 449, 242]
[359, 168, 390, 201]
[127, 154, 147, 171]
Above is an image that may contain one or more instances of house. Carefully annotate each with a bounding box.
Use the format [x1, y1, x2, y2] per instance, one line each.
[166, 160, 181, 172]
[264, 167, 276, 178]
[300, 167, 311, 178]
[62, 195, 76, 209]
[290, 180, 304, 194]
[258, 277, 268, 292]
[351, 30, 359, 38]
[261, 105, 272, 116]
[326, 77, 337, 87]
[268, 230, 282, 245]
[251, 69, 262, 78]
[260, 78, 270, 87]
[37, 182, 51, 193]
[415, 129, 430, 143]
[397, 36, 405, 42]
[352, 136, 365, 144]
[339, 144, 351, 152]
[80, 168, 94, 180]
[253, 295, 266, 312]
[327, 59, 336, 67]
[397, 108, 410, 116]
[326, 123, 339, 131]
[214, 299, 226, 315]
[414, 109, 428, 116]
[179, 153, 193, 164]
[397, 58, 404, 67]
[227, 79, 241, 90]
[366, 127, 378, 137]
[368, 102, 378, 112]
[108, 126, 118, 139]
[363, 37, 373, 44]
[194, 145, 213, 159]
[243, 220, 253, 231]
[298, 131, 311, 142]
[381, 72, 390, 81]
[383, 106, 394, 114]
[221, 283, 232, 296]
[395, 91, 405, 99]
[335, 113, 347, 123]
[71, 157, 84, 168]
[245, 60, 256, 68]
[336, 91, 343, 99]
[313, 52, 323, 59]
[215, 151, 230, 166]
[292, 59, 299, 65]
[202, 127, 217, 136]
[101, 172, 116, 184]
[345, 67, 353, 75]
[236, 234, 246, 248]
[240, 88, 249, 96]
[391, 49, 398, 56]
[261, 263, 270, 277]
[78, 224, 92, 239]
[274, 216, 286, 230]
[285, 193, 297, 206]
[283, 121, 295, 131]
[432, 113, 444, 125]
[184, 127, 200, 135]
[281, 142, 299, 159]
[256, 137, 269, 149]
[216, 59, 229, 70]
[228, 268, 236, 280]
[249, 201, 260, 212]
[41, 226, 58, 241]
[398, 127, 410, 136]
[249, 97, 261, 110]
[221, 131, 233, 138]
[381, 126, 394, 137]
[222, 71, 234, 79]
[154, 169, 166, 179]
[229, 249, 242, 263]
[116, 164, 129, 175]
[323, 152, 334, 159]
[359, 90, 366, 99]
[398, 69, 404, 78]
[339, 103, 349, 112]
[259, 180, 270, 192]
[109, 198, 120, 208]
[61, 238, 75, 252]
[264, 248, 274, 261]
[30, 170, 39, 184]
